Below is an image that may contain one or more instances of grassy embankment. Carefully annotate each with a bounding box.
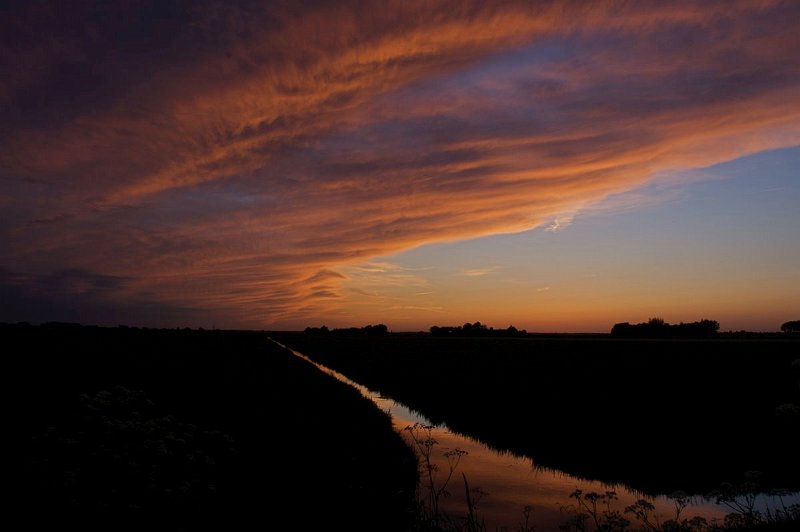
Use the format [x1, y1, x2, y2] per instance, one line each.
[272, 332, 800, 497]
[15, 323, 419, 531]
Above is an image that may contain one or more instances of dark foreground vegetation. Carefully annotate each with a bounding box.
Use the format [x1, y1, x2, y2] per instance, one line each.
[14, 322, 418, 531]
[15, 321, 799, 531]
[272, 332, 800, 498]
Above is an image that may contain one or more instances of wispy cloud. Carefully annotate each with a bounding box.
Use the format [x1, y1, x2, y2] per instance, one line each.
[388, 305, 446, 313]
[345, 262, 432, 284]
[460, 267, 500, 277]
[544, 215, 576, 233]
[2, 1, 799, 327]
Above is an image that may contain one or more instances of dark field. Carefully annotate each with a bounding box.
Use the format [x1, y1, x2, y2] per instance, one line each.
[272, 332, 800, 496]
[15, 323, 418, 531]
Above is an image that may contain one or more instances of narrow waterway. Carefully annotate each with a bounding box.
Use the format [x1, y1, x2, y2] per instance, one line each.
[272, 339, 794, 530]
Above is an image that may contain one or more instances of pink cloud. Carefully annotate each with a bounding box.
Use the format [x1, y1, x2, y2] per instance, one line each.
[1, 0, 798, 328]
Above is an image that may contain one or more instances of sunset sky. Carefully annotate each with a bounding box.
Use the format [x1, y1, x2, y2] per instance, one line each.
[2, 1, 799, 332]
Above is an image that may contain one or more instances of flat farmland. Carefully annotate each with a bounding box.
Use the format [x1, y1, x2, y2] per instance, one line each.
[273, 333, 800, 496]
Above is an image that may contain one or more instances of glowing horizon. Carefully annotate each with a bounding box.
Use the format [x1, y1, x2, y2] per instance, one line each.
[2, 1, 799, 332]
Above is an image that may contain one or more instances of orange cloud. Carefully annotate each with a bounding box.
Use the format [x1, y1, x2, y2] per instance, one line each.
[1, 0, 799, 328]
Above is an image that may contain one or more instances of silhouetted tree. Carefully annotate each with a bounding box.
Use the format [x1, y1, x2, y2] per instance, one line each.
[325, 324, 389, 336]
[364, 323, 389, 336]
[429, 322, 525, 337]
[611, 318, 719, 338]
[781, 320, 800, 333]
[611, 322, 634, 337]
[674, 319, 719, 338]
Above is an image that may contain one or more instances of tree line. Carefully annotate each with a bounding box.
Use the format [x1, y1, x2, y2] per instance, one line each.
[300, 318, 799, 338]
[429, 321, 528, 337]
[610, 317, 720, 338]
[304, 324, 389, 336]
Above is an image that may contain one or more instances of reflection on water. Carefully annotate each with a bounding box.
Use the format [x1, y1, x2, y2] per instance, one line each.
[273, 340, 795, 530]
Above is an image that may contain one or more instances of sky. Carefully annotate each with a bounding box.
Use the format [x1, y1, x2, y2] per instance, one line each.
[1, 0, 799, 332]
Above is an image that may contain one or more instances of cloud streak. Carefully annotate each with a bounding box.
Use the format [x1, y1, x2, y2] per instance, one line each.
[461, 267, 500, 277]
[2, 0, 799, 327]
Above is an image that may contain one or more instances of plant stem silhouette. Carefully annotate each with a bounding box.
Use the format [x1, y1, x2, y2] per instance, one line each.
[403, 423, 471, 530]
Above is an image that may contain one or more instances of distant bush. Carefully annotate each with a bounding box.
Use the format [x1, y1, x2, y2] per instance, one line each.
[611, 318, 719, 338]
[304, 324, 389, 336]
[781, 320, 800, 333]
[430, 322, 527, 337]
